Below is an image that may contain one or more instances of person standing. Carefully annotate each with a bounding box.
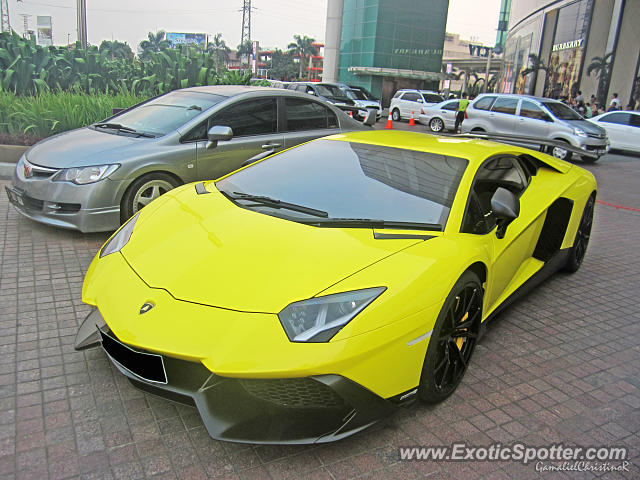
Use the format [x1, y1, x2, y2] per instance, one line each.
[455, 93, 470, 133]
[585, 102, 593, 118]
[609, 93, 621, 111]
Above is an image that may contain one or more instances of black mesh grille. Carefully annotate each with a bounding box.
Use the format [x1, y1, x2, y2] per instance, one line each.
[533, 198, 573, 261]
[240, 378, 345, 408]
[22, 194, 44, 211]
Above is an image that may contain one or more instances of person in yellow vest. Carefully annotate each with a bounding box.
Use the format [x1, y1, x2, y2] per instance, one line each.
[456, 93, 470, 133]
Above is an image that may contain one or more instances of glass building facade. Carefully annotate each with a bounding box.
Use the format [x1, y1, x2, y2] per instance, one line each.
[499, 0, 593, 99]
[337, 0, 449, 102]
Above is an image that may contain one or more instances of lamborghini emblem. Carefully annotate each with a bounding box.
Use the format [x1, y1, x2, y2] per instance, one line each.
[139, 302, 155, 314]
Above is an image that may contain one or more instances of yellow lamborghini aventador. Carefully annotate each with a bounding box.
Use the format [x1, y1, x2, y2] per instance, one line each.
[75, 130, 596, 444]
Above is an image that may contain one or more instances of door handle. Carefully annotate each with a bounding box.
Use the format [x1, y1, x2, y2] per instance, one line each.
[489, 113, 495, 117]
[261, 143, 282, 150]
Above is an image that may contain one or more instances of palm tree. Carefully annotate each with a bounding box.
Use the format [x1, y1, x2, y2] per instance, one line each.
[287, 35, 317, 80]
[208, 33, 230, 72]
[587, 52, 614, 107]
[520, 53, 547, 95]
[236, 40, 253, 66]
[138, 31, 170, 59]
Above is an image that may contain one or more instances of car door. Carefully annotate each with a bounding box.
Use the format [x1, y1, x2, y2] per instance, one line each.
[282, 97, 340, 148]
[461, 156, 536, 310]
[194, 97, 283, 180]
[516, 100, 551, 138]
[401, 92, 421, 117]
[440, 100, 459, 129]
[595, 112, 632, 149]
[487, 97, 519, 133]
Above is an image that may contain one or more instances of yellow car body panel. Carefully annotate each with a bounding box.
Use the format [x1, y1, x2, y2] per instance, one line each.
[80, 130, 597, 442]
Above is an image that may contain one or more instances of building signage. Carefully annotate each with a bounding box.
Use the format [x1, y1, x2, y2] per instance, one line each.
[393, 48, 443, 56]
[552, 38, 584, 52]
[468, 44, 492, 57]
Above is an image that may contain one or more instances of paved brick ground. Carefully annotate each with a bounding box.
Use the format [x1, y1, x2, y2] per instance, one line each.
[0, 146, 638, 479]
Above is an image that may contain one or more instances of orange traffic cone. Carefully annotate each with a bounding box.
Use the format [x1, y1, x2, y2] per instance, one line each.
[385, 111, 393, 129]
[409, 111, 415, 126]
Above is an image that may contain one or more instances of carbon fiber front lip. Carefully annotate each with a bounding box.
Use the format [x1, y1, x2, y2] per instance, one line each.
[76, 309, 400, 444]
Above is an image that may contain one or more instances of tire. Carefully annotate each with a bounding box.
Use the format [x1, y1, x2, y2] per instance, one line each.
[418, 270, 483, 403]
[121, 172, 180, 222]
[563, 195, 595, 273]
[429, 117, 445, 133]
[549, 140, 573, 161]
[581, 155, 600, 164]
[392, 109, 401, 122]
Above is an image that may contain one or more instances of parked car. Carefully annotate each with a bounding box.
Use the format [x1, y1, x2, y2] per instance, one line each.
[461, 94, 609, 162]
[418, 99, 460, 132]
[587, 110, 640, 153]
[333, 83, 382, 120]
[390, 90, 444, 121]
[75, 130, 596, 443]
[5, 86, 370, 233]
[286, 82, 356, 108]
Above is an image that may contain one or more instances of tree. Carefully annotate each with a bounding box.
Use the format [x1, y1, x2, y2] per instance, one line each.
[287, 35, 317, 80]
[207, 33, 230, 73]
[269, 48, 298, 81]
[587, 52, 614, 108]
[138, 31, 170, 59]
[99, 40, 134, 61]
[520, 53, 547, 95]
[236, 40, 253, 66]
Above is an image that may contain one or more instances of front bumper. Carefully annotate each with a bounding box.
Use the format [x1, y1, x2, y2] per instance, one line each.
[8, 157, 124, 232]
[572, 135, 609, 156]
[75, 309, 400, 444]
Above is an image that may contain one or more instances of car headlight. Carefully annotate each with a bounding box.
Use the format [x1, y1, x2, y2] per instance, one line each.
[278, 287, 386, 342]
[54, 164, 119, 184]
[99, 212, 140, 258]
[573, 127, 587, 138]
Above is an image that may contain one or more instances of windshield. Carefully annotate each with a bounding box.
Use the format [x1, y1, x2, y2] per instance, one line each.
[542, 101, 583, 120]
[316, 84, 350, 99]
[216, 140, 468, 229]
[105, 91, 225, 136]
[347, 88, 368, 100]
[421, 92, 445, 103]
[352, 87, 377, 101]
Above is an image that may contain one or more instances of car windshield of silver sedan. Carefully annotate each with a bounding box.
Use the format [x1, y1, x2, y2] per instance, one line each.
[216, 140, 468, 230]
[94, 91, 224, 137]
[542, 101, 583, 120]
[316, 85, 350, 100]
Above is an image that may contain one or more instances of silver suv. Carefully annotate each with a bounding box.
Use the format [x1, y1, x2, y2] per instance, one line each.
[390, 90, 444, 122]
[462, 94, 609, 161]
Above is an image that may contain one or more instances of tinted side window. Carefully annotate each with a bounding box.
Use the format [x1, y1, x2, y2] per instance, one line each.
[492, 97, 518, 115]
[473, 96, 496, 110]
[403, 93, 420, 102]
[599, 112, 631, 125]
[520, 100, 547, 120]
[209, 98, 277, 137]
[629, 114, 640, 128]
[442, 101, 459, 111]
[182, 121, 208, 142]
[393, 91, 403, 98]
[423, 94, 444, 103]
[285, 98, 338, 131]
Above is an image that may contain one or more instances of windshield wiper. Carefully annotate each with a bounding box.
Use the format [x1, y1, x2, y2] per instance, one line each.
[301, 218, 443, 231]
[224, 191, 329, 218]
[94, 123, 156, 138]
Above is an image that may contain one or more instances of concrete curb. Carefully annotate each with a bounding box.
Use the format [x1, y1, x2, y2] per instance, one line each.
[0, 162, 16, 179]
[0, 144, 28, 164]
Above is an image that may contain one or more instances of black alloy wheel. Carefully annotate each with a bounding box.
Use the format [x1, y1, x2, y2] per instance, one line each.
[419, 271, 482, 403]
[564, 195, 595, 272]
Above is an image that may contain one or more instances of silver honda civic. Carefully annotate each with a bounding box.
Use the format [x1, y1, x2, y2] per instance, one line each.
[6, 86, 371, 232]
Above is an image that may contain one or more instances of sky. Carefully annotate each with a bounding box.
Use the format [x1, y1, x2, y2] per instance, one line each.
[7, 0, 501, 51]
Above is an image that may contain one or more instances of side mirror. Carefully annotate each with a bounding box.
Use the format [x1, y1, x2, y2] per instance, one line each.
[417, 98, 424, 103]
[490, 187, 520, 239]
[362, 108, 377, 126]
[206, 126, 233, 149]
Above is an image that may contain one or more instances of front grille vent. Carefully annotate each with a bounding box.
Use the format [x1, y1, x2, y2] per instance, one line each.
[240, 378, 345, 408]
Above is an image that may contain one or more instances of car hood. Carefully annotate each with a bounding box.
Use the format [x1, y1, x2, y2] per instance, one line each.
[564, 119, 607, 136]
[26, 127, 148, 169]
[120, 184, 421, 313]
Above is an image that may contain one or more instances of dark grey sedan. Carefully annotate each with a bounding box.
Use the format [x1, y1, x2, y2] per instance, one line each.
[6, 86, 371, 232]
